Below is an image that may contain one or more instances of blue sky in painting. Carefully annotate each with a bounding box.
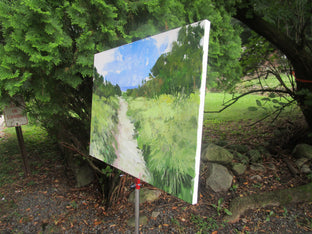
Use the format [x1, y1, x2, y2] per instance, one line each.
[94, 28, 180, 91]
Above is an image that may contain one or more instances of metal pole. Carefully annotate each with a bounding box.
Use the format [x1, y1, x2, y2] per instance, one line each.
[135, 178, 140, 234]
[15, 126, 30, 177]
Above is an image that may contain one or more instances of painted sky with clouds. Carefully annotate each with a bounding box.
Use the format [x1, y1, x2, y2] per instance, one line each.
[94, 27, 180, 91]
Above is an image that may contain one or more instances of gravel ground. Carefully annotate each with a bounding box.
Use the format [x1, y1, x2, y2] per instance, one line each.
[0, 153, 311, 233]
[1, 119, 312, 233]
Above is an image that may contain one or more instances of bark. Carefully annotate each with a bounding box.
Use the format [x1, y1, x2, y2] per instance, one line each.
[224, 182, 312, 223]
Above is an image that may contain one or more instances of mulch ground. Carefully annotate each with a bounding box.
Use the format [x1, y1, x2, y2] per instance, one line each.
[1, 117, 312, 233]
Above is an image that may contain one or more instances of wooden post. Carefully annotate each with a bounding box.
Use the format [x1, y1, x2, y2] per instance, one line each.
[15, 126, 30, 177]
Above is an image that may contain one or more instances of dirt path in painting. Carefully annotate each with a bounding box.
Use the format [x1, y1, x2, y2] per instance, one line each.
[113, 97, 151, 182]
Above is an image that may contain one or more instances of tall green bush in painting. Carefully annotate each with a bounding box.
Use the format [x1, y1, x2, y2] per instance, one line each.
[127, 93, 200, 202]
[90, 68, 121, 164]
[90, 94, 119, 164]
[149, 25, 204, 96]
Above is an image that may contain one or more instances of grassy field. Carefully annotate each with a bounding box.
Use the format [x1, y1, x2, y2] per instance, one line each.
[204, 92, 299, 123]
[89, 94, 120, 164]
[235, 74, 295, 92]
[127, 93, 201, 203]
[0, 125, 59, 187]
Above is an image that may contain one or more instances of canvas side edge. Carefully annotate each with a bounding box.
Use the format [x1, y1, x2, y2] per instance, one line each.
[192, 19, 211, 205]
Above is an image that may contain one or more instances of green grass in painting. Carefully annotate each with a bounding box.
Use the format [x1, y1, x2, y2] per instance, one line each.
[89, 94, 119, 164]
[127, 93, 200, 203]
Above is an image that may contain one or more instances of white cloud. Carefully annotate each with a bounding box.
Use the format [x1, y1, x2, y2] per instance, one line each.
[151, 27, 180, 54]
[94, 48, 118, 77]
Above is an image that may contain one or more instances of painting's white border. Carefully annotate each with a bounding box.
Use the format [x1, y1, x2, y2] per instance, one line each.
[193, 19, 211, 204]
[92, 20, 210, 205]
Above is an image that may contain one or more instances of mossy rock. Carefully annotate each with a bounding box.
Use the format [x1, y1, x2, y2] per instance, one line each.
[232, 163, 247, 175]
[292, 144, 312, 159]
[128, 188, 162, 204]
[202, 144, 234, 164]
[127, 215, 148, 227]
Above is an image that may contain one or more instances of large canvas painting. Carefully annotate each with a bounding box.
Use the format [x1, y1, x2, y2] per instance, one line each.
[90, 20, 210, 204]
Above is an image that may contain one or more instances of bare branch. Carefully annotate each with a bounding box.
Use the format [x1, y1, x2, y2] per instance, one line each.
[60, 141, 106, 175]
[249, 99, 296, 126]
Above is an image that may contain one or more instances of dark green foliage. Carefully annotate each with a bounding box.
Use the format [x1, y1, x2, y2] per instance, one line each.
[0, 0, 243, 203]
[0, 0, 242, 142]
[181, 0, 242, 91]
[0, 0, 130, 151]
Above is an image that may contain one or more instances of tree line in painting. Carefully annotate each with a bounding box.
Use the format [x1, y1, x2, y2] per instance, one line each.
[90, 25, 204, 203]
[126, 25, 204, 98]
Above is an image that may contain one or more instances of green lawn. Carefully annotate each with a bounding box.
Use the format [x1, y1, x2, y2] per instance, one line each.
[204, 92, 300, 123]
[235, 74, 295, 94]
[0, 125, 59, 186]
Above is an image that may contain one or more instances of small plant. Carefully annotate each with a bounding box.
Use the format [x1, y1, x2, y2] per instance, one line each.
[211, 198, 232, 216]
[27, 180, 35, 186]
[283, 207, 288, 217]
[69, 200, 78, 209]
[171, 218, 185, 233]
[252, 183, 262, 188]
[190, 214, 220, 233]
[275, 175, 281, 182]
[265, 210, 274, 222]
[230, 183, 238, 192]
[101, 165, 113, 177]
[306, 217, 312, 229]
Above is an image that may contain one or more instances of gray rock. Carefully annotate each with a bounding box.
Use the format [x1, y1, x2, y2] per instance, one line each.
[273, 129, 282, 137]
[248, 149, 262, 163]
[129, 188, 161, 204]
[250, 175, 262, 181]
[151, 211, 161, 219]
[232, 163, 247, 175]
[205, 163, 233, 192]
[292, 144, 312, 159]
[250, 163, 266, 172]
[267, 163, 277, 171]
[301, 164, 311, 174]
[202, 144, 234, 164]
[73, 161, 94, 188]
[295, 158, 309, 168]
[127, 215, 148, 227]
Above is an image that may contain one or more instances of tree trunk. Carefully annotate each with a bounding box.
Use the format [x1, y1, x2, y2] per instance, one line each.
[294, 67, 312, 129]
[224, 182, 312, 223]
[232, 1, 312, 130]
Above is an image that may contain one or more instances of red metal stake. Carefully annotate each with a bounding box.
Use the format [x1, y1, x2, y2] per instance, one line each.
[135, 178, 140, 234]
